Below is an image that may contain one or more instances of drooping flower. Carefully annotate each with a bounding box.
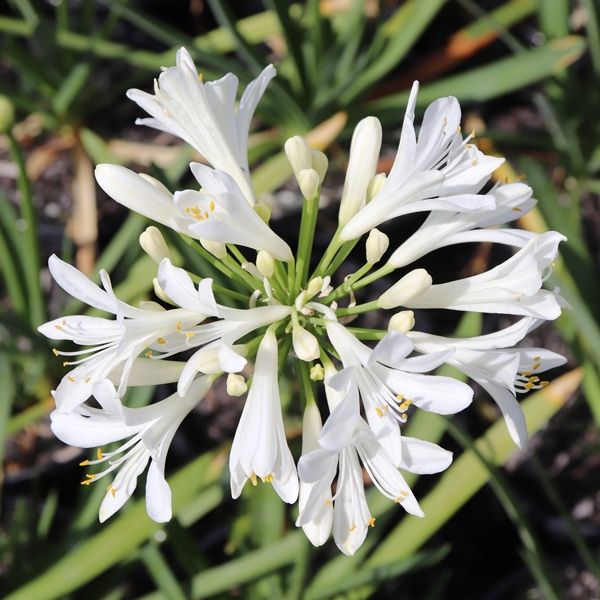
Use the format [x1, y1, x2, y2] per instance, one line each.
[229, 327, 299, 503]
[51, 377, 211, 522]
[127, 47, 275, 205]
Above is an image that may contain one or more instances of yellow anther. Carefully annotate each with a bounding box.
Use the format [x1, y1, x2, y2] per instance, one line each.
[80, 479, 93, 486]
[533, 355, 541, 361]
[67, 375, 76, 383]
[54, 325, 63, 331]
[262, 474, 274, 484]
[471, 159, 478, 167]
[97, 448, 103, 460]
[176, 321, 182, 331]
[524, 382, 534, 390]
[145, 351, 153, 358]
[394, 490, 409, 503]
[52, 348, 59, 356]
[512, 207, 522, 212]
[529, 376, 540, 383]
[470, 129, 476, 138]
[185, 332, 196, 339]
[399, 399, 413, 412]
[79, 459, 90, 466]
[540, 380, 549, 387]
[532, 362, 541, 371]
[84, 377, 91, 383]
[107, 484, 117, 497]
[368, 517, 376, 528]
[520, 371, 532, 377]
[209, 199, 216, 212]
[349, 523, 357, 533]
[86, 473, 96, 480]
[249, 473, 258, 487]
[156, 337, 166, 345]
[395, 393, 404, 403]
[375, 407, 384, 417]
[63, 361, 69, 367]
[324, 498, 333, 505]
[399, 413, 408, 424]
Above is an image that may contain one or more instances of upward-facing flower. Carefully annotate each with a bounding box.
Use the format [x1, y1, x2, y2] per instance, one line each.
[127, 47, 275, 205]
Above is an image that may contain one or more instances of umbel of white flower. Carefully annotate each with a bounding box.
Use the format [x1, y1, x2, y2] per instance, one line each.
[39, 48, 567, 556]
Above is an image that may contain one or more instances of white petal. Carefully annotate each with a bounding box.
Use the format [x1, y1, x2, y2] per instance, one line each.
[399, 437, 453, 474]
[145, 461, 172, 522]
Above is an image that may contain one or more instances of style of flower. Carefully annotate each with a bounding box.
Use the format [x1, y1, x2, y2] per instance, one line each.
[51, 377, 212, 522]
[39, 49, 567, 551]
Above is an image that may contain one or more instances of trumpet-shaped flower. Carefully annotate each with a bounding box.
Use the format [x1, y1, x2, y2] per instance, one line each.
[409, 317, 566, 447]
[406, 232, 564, 319]
[51, 377, 211, 522]
[229, 327, 298, 502]
[325, 321, 472, 464]
[38, 255, 217, 412]
[127, 47, 275, 205]
[297, 379, 452, 555]
[339, 82, 502, 241]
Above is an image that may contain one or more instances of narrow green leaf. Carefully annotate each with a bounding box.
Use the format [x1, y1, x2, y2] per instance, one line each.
[5, 451, 226, 600]
[0, 354, 16, 468]
[368, 37, 586, 120]
[140, 543, 187, 600]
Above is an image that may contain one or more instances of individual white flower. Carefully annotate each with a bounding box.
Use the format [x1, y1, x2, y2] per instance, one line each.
[157, 259, 292, 394]
[388, 182, 537, 268]
[51, 377, 211, 522]
[406, 232, 565, 319]
[409, 317, 566, 447]
[127, 48, 276, 205]
[229, 327, 298, 502]
[325, 321, 472, 464]
[339, 81, 502, 241]
[177, 162, 293, 261]
[298, 377, 452, 555]
[38, 255, 217, 412]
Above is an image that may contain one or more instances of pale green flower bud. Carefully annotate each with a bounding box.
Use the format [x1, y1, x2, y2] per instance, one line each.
[285, 135, 312, 177]
[388, 310, 415, 333]
[310, 150, 328, 183]
[366, 172, 387, 202]
[338, 117, 382, 227]
[366, 228, 389, 264]
[298, 168, 320, 199]
[256, 250, 275, 278]
[139, 226, 172, 264]
[378, 268, 432, 309]
[306, 276, 324, 299]
[200, 238, 227, 259]
[309, 363, 325, 381]
[293, 323, 320, 361]
[227, 373, 247, 396]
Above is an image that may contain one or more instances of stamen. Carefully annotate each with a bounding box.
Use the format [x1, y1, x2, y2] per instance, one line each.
[349, 523, 357, 533]
[375, 407, 384, 417]
[249, 472, 258, 487]
[52, 348, 60, 356]
[97, 448, 103, 460]
[67, 375, 76, 383]
[368, 517, 376, 528]
[156, 337, 166, 345]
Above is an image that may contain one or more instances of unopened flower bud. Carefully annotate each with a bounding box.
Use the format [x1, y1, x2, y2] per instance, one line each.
[254, 201, 271, 224]
[339, 117, 382, 227]
[367, 173, 387, 202]
[302, 402, 323, 453]
[310, 150, 328, 183]
[139, 226, 172, 264]
[388, 310, 415, 333]
[227, 373, 247, 396]
[293, 323, 320, 361]
[310, 363, 325, 381]
[298, 168, 320, 199]
[285, 136, 312, 177]
[378, 268, 432, 309]
[366, 228, 389, 264]
[138, 173, 172, 196]
[200, 238, 227, 259]
[256, 250, 275, 278]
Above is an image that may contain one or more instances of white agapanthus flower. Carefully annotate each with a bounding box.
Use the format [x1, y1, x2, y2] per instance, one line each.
[40, 49, 566, 552]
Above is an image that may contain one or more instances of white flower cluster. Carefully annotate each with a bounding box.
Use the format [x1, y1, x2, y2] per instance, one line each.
[39, 49, 566, 555]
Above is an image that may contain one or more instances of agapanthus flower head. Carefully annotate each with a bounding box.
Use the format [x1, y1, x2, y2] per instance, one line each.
[39, 49, 566, 554]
